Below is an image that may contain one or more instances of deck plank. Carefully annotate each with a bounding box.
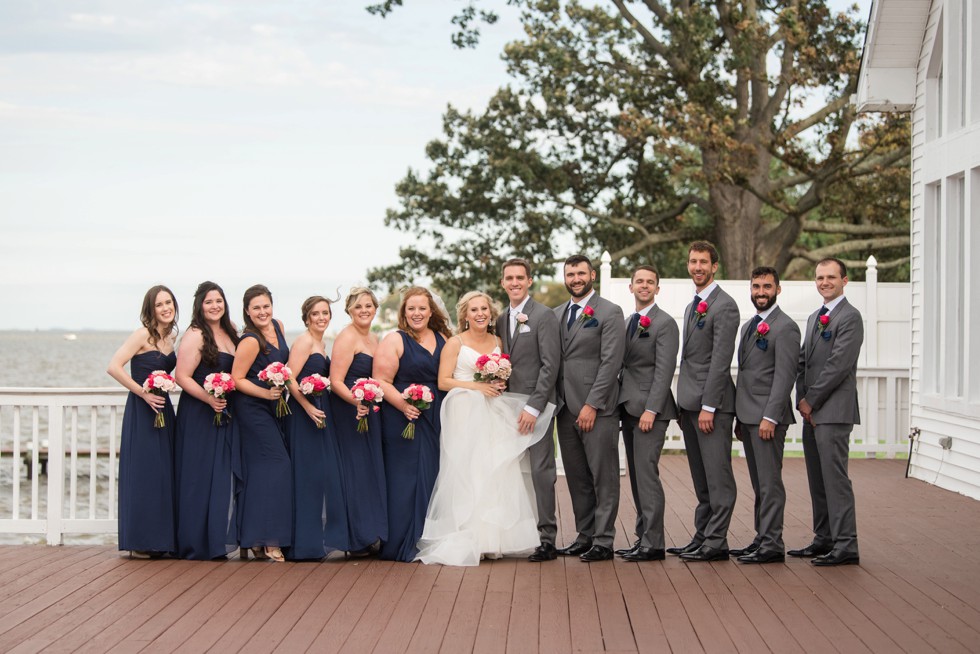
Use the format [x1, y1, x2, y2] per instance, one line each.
[0, 458, 977, 653]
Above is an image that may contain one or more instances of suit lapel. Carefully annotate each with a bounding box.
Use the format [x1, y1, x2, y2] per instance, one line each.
[738, 319, 753, 367]
[511, 299, 533, 351]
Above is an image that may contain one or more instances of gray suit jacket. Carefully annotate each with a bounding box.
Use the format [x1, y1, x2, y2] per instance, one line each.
[500, 296, 560, 413]
[796, 297, 863, 425]
[735, 305, 800, 425]
[554, 294, 626, 417]
[619, 305, 678, 421]
[677, 285, 739, 413]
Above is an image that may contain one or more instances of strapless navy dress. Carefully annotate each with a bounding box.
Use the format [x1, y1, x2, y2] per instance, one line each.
[118, 349, 177, 553]
[237, 323, 292, 548]
[285, 352, 349, 559]
[330, 352, 387, 552]
[175, 352, 240, 559]
[379, 331, 444, 562]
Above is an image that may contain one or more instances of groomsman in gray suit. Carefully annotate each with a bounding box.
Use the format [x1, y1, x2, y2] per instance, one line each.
[732, 266, 800, 564]
[793, 257, 863, 566]
[617, 265, 678, 562]
[669, 241, 740, 562]
[553, 254, 626, 562]
[498, 258, 561, 562]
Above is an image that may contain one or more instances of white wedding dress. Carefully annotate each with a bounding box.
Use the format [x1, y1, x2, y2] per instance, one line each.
[416, 345, 556, 566]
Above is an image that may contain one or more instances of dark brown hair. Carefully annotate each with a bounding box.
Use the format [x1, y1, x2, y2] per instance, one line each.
[563, 254, 594, 271]
[189, 281, 239, 367]
[688, 240, 719, 264]
[815, 257, 848, 278]
[301, 296, 333, 326]
[242, 284, 274, 354]
[140, 285, 179, 349]
[501, 258, 532, 278]
[630, 265, 660, 285]
[751, 266, 780, 287]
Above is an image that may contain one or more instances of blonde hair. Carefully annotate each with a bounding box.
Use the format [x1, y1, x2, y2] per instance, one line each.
[344, 287, 379, 316]
[455, 291, 501, 335]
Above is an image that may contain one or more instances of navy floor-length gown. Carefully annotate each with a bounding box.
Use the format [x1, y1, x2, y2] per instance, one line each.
[118, 350, 177, 553]
[175, 352, 240, 560]
[379, 331, 444, 562]
[331, 352, 387, 552]
[237, 323, 292, 548]
[286, 352, 350, 559]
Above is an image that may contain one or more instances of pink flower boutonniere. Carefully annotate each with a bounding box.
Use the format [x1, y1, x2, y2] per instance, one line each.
[637, 315, 651, 335]
[578, 305, 595, 323]
[756, 321, 770, 338]
[694, 301, 708, 327]
[754, 321, 770, 351]
[516, 312, 528, 326]
[817, 314, 832, 340]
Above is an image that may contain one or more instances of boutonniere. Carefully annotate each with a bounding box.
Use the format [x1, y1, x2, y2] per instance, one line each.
[515, 312, 531, 333]
[754, 321, 769, 351]
[637, 315, 651, 336]
[695, 301, 708, 328]
[817, 314, 832, 340]
[577, 305, 595, 324]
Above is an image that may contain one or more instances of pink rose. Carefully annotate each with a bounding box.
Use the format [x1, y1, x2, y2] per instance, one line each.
[582, 305, 595, 317]
[819, 314, 830, 326]
[639, 315, 651, 329]
[756, 322, 770, 336]
[697, 301, 708, 314]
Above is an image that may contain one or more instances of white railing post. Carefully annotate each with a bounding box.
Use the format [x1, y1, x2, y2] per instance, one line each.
[866, 255, 879, 366]
[600, 251, 612, 297]
[46, 402, 65, 545]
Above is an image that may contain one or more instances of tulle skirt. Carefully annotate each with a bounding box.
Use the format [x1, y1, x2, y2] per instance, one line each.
[416, 390, 555, 566]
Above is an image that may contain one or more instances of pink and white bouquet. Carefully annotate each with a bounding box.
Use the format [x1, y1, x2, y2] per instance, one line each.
[473, 352, 512, 383]
[400, 384, 434, 440]
[258, 361, 292, 418]
[142, 370, 177, 428]
[350, 377, 384, 433]
[299, 373, 330, 428]
[203, 372, 236, 426]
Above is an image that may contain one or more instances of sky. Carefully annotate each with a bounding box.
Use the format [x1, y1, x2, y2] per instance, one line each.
[0, 0, 870, 331]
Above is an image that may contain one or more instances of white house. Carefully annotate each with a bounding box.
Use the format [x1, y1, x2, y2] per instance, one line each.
[857, 0, 980, 499]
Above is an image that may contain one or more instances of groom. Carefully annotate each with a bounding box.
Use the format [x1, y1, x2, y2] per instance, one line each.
[499, 258, 561, 562]
[553, 254, 626, 561]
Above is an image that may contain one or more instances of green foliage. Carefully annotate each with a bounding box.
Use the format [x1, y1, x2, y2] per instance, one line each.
[367, 1, 911, 297]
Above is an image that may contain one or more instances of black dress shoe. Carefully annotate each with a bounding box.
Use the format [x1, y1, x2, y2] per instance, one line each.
[666, 540, 701, 556]
[528, 543, 558, 562]
[615, 540, 641, 557]
[737, 549, 785, 564]
[621, 547, 666, 562]
[679, 545, 730, 562]
[787, 542, 833, 558]
[729, 542, 760, 557]
[556, 541, 592, 557]
[811, 551, 860, 566]
[579, 545, 614, 562]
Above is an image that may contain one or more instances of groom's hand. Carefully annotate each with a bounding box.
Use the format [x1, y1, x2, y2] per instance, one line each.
[517, 410, 536, 435]
[576, 405, 597, 432]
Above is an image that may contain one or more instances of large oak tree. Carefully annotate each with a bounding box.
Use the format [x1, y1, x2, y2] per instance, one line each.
[367, 0, 910, 296]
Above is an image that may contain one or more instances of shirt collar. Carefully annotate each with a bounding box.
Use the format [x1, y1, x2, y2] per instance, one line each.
[571, 290, 595, 308]
[823, 295, 845, 313]
[510, 296, 530, 315]
[756, 305, 776, 321]
[696, 281, 718, 301]
[634, 302, 656, 317]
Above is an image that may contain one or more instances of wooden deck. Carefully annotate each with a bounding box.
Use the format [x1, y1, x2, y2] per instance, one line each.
[1, 457, 978, 653]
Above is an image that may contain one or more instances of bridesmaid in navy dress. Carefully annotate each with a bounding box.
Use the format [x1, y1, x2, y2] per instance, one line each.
[284, 295, 349, 559]
[107, 285, 180, 558]
[330, 287, 387, 555]
[374, 287, 451, 562]
[173, 281, 241, 560]
[232, 284, 291, 562]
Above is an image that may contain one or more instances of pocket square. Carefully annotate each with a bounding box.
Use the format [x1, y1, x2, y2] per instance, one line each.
[583, 318, 599, 329]
[755, 338, 768, 351]
[696, 320, 705, 329]
[518, 325, 531, 334]
[638, 332, 650, 339]
[821, 330, 832, 341]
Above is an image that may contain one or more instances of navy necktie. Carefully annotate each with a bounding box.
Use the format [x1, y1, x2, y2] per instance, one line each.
[690, 295, 702, 322]
[567, 304, 580, 330]
[814, 305, 828, 332]
[749, 315, 762, 333]
[628, 312, 640, 338]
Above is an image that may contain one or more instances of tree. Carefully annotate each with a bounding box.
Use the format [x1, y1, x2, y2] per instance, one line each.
[366, 0, 910, 298]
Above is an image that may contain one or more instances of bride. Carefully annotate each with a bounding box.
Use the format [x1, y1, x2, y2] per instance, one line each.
[416, 291, 556, 566]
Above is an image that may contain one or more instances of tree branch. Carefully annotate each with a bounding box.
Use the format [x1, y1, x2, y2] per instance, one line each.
[791, 235, 910, 260]
[802, 220, 908, 236]
[610, 0, 685, 74]
[781, 95, 850, 142]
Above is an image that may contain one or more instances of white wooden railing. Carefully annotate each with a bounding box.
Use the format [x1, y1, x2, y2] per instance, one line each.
[3, 372, 909, 543]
